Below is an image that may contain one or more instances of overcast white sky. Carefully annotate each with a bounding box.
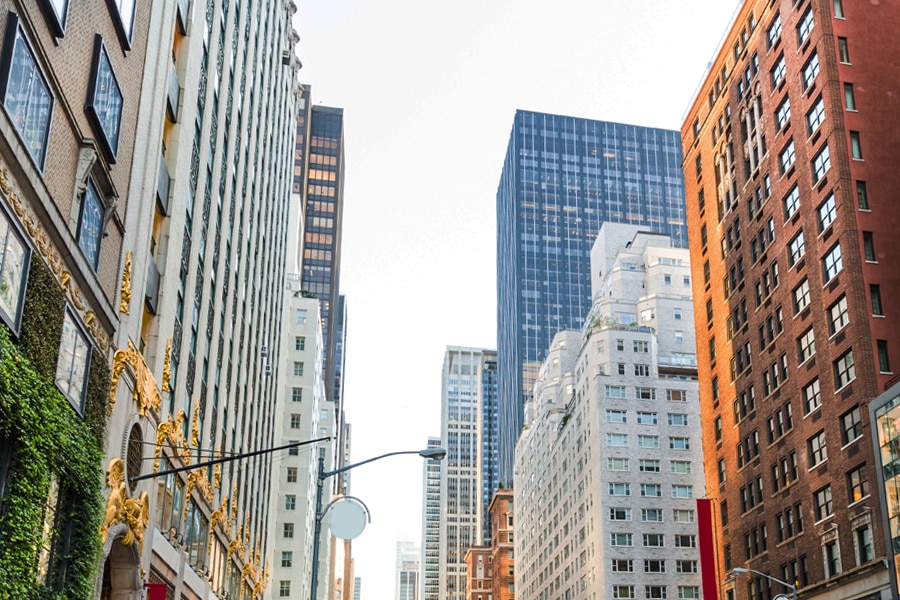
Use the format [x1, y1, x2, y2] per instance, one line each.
[294, 1, 740, 596]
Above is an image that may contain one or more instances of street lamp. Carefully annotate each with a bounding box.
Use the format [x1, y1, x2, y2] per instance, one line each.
[310, 447, 447, 600]
[732, 567, 797, 600]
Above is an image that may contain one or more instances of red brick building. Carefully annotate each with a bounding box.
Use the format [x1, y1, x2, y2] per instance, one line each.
[490, 490, 515, 600]
[682, 1, 900, 599]
[464, 546, 492, 600]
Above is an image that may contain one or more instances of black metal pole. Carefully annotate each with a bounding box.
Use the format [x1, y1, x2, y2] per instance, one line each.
[130, 436, 331, 483]
[310, 454, 325, 600]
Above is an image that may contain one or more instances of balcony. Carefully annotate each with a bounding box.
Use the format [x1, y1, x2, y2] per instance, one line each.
[166, 64, 180, 123]
[156, 154, 170, 216]
[145, 255, 160, 315]
[658, 354, 698, 377]
[176, 0, 189, 35]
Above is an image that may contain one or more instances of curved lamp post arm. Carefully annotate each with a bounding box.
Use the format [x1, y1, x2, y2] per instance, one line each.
[321, 449, 444, 480]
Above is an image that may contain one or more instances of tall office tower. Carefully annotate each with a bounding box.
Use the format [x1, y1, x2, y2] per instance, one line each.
[128, 0, 300, 598]
[0, 1, 175, 596]
[268, 291, 331, 600]
[515, 224, 704, 600]
[295, 95, 346, 412]
[480, 355, 500, 545]
[682, 2, 900, 599]
[497, 110, 690, 484]
[421, 436, 443, 600]
[439, 348, 498, 600]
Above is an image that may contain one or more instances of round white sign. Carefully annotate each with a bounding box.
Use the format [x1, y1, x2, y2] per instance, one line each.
[328, 498, 368, 540]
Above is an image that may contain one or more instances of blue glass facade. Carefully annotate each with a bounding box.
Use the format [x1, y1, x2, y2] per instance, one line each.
[481, 354, 498, 545]
[496, 110, 688, 483]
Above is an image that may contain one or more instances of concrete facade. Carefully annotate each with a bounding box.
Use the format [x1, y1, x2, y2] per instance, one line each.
[515, 225, 704, 600]
[421, 436, 443, 600]
[682, 1, 900, 598]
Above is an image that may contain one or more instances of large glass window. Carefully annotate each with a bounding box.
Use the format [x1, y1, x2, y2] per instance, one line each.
[797, 7, 814, 44]
[818, 193, 837, 231]
[55, 309, 91, 414]
[802, 52, 820, 90]
[823, 243, 843, 281]
[86, 37, 123, 161]
[38, 0, 69, 36]
[779, 139, 796, 174]
[76, 180, 104, 272]
[775, 96, 791, 130]
[108, 0, 136, 46]
[0, 15, 54, 168]
[807, 97, 825, 135]
[771, 54, 787, 87]
[783, 185, 800, 219]
[812, 144, 831, 182]
[0, 202, 30, 334]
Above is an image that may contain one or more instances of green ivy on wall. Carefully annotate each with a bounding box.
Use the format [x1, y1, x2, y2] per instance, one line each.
[0, 255, 109, 599]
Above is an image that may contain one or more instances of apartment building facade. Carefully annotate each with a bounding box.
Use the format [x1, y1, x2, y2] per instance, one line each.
[682, 1, 900, 598]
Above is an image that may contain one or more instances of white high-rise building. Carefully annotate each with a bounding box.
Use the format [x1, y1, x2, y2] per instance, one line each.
[438, 348, 496, 600]
[421, 437, 442, 600]
[515, 224, 705, 600]
[395, 541, 420, 600]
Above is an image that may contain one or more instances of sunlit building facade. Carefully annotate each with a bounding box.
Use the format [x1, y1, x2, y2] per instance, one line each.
[421, 436, 443, 600]
[497, 110, 689, 484]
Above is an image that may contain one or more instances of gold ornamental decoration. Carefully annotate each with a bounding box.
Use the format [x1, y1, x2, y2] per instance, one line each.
[153, 410, 189, 472]
[213, 446, 222, 489]
[101, 458, 150, 552]
[0, 165, 110, 352]
[119, 250, 132, 314]
[108, 340, 163, 417]
[161, 339, 172, 393]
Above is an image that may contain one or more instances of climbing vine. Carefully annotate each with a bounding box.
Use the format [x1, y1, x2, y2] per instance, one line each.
[0, 255, 109, 599]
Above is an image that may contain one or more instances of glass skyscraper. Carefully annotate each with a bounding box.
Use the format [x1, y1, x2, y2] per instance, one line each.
[496, 110, 688, 483]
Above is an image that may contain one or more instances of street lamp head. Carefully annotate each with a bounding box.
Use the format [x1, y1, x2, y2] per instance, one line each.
[419, 447, 447, 460]
[732, 568, 749, 574]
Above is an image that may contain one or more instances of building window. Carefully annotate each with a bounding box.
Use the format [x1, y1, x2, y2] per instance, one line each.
[37, 0, 69, 36]
[640, 459, 660, 473]
[286, 467, 297, 483]
[645, 559, 666, 573]
[671, 461, 692, 474]
[638, 435, 659, 449]
[76, 178, 104, 270]
[771, 54, 786, 87]
[856, 181, 868, 209]
[668, 413, 688, 426]
[674, 308, 683, 320]
[871, 285, 883, 316]
[667, 389, 686, 402]
[824, 539, 841, 576]
[842, 406, 863, 445]
[281, 551, 293, 568]
[838, 37, 850, 63]
[802, 52, 820, 90]
[279, 580, 291, 598]
[845, 83, 857, 110]
[828, 296, 849, 334]
[817, 193, 836, 231]
[673, 485, 693, 499]
[678, 586, 700, 599]
[675, 535, 696, 548]
[285, 495, 296, 510]
[783, 185, 800, 219]
[793, 279, 811, 314]
[289, 414, 301, 429]
[807, 96, 825, 134]
[809, 431, 828, 467]
[677, 561, 698, 574]
[613, 585, 635, 599]
[669, 437, 691, 451]
[0, 15, 54, 168]
[643, 533, 664, 547]
[779, 139, 796, 174]
[834, 350, 855, 389]
[634, 364, 650, 377]
[642, 508, 664, 522]
[797, 328, 816, 363]
[283, 523, 294, 539]
[611, 559, 634, 573]
[834, 0, 845, 18]
[609, 507, 632, 521]
[108, 0, 137, 46]
[606, 385, 626, 398]
[848, 464, 869, 503]
[607, 457, 629, 471]
[797, 7, 814, 44]
[0, 202, 30, 334]
[856, 525, 874, 564]
[295, 336, 305, 351]
[775, 96, 791, 130]
[85, 36, 123, 162]
[878, 340, 891, 373]
[850, 131, 863, 159]
[803, 378, 821, 414]
[608, 483, 630, 496]
[646, 586, 667, 599]
[607, 433, 628, 447]
[291, 387, 302, 402]
[295, 309, 307, 324]
[641, 484, 662, 498]
[637, 411, 657, 425]
[822, 244, 843, 282]
[610, 533, 633, 547]
[56, 309, 91, 415]
[812, 144, 831, 182]
[293, 362, 304, 377]
[788, 232, 805, 266]
[606, 409, 627, 423]
[815, 485, 834, 521]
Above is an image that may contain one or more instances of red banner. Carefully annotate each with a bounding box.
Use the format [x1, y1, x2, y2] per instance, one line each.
[144, 582, 168, 600]
[697, 498, 720, 600]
